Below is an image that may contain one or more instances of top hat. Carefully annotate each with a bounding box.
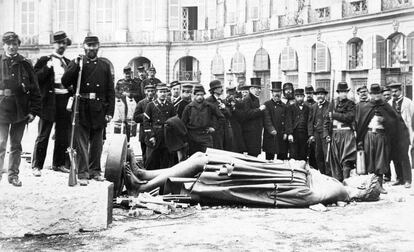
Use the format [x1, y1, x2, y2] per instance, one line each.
[248, 77, 261, 88]
[271, 81, 282, 92]
[388, 82, 402, 89]
[305, 85, 314, 94]
[83, 36, 99, 44]
[357, 85, 368, 92]
[123, 66, 132, 73]
[314, 87, 328, 94]
[294, 88, 305, 96]
[283, 82, 294, 90]
[2, 31, 21, 44]
[52, 31, 72, 46]
[193, 85, 206, 94]
[369, 84, 382, 94]
[209, 80, 223, 91]
[170, 81, 181, 88]
[144, 84, 155, 90]
[156, 83, 169, 91]
[336, 81, 350, 92]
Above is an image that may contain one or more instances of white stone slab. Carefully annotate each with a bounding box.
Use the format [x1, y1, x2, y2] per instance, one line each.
[0, 167, 113, 238]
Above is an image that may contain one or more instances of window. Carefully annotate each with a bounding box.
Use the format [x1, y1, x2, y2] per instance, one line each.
[350, 0, 367, 13]
[315, 7, 330, 18]
[254, 48, 270, 71]
[211, 54, 225, 75]
[280, 47, 298, 71]
[231, 52, 246, 74]
[312, 43, 331, 72]
[249, 0, 259, 20]
[57, 0, 75, 36]
[21, 0, 36, 44]
[316, 79, 331, 98]
[144, 0, 152, 22]
[226, 0, 236, 24]
[348, 38, 364, 70]
[94, 0, 113, 41]
[388, 33, 406, 67]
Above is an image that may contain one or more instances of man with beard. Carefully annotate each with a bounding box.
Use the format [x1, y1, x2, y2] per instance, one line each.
[282, 82, 295, 105]
[142, 67, 161, 87]
[170, 81, 181, 106]
[357, 85, 369, 103]
[32, 31, 72, 176]
[133, 84, 156, 164]
[388, 82, 413, 188]
[143, 83, 175, 169]
[355, 84, 400, 194]
[206, 80, 228, 150]
[0, 32, 41, 186]
[241, 78, 266, 157]
[62, 36, 115, 185]
[286, 89, 310, 161]
[324, 82, 356, 182]
[304, 85, 316, 107]
[304, 85, 316, 168]
[181, 85, 224, 155]
[308, 87, 330, 174]
[263, 81, 288, 161]
[239, 85, 250, 99]
[175, 84, 193, 118]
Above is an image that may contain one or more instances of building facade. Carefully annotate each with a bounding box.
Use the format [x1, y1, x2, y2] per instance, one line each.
[0, 0, 413, 100]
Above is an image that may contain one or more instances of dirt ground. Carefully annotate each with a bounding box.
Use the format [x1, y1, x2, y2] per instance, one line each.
[1, 120, 414, 251]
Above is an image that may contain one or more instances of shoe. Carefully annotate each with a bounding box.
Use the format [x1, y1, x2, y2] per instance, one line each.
[91, 175, 105, 182]
[404, 182, 411, 189]
[379, 186, 388, 194]
[32, 168, 41, 177]
[384, 176, 391, 182]
[79, 179, 89, 186]
[392, 181, 403, 186]
[53, 165, 70, 173]
[9, 178, 22, 187]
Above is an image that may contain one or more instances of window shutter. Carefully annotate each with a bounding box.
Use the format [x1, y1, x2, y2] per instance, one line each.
[349, 42, 356, 69]
[363, 36, 373, 69]
[198, 1, 205, 30]
[169, 0, 179, 30]
[375, 35, 385, 69]
[288, 47, 297, 70]
[208, 1, 217, 29]
[386, 39, 392, 68]
[407, 33, 414, 66]
[316, 43, 328, 72]
[280, 47, 288, 71]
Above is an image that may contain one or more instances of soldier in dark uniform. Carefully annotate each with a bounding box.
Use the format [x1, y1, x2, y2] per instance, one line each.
[142, 67, 161, 87]
[228, 88, 246, 153]
[32, 31, 72, 176]
[133, 84, 155, 164]
[263, 81, 288, 161]
[282, 82, 295, 105]
[143, 83, 175, 169]
[206, 80, 229, 150]
[61, 36, 115, 185]
[0, 32, 41, 186]
[324, 82, 356, 182]
[170, 80, 181, 106]
[136, 65, 147, 102]
[286, 89, 310, 161]
[181, 85, 224, 155]
[304, 85, 316, 168]
[355, 84, 400, 194]
[241, 78, 266, 157]
[175, 83, 192, 118]
[308, 87, 330, 174]
[357, 85, 369, 103]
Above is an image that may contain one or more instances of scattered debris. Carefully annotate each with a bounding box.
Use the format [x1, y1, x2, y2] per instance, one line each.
[309, 203, 328, 212]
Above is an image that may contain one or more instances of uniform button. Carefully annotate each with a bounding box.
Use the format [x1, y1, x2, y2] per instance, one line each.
[11, 74, 14, 76]
[94, 62, 97, 64]
[86, 83, 90, 86]
[87, 61, 90, 64]
[96, 84, 100, 87]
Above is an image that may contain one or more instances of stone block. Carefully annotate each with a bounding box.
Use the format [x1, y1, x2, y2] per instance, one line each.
[0, 167, 113, 238]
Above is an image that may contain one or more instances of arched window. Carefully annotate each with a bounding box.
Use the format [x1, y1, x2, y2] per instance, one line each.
[231, 52, 246, 74]
[211, 54, 225, 75]
[311, 42, 331, 72]
[253, 48, 270, 71]
[387, 32, 406, 67]
[407, 32, 414, 66]
[347, 37, 363, 69]
[280, 46, 298, 71]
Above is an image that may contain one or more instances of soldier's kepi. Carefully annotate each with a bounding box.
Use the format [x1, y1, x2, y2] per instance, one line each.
[61, 35, 115, 186]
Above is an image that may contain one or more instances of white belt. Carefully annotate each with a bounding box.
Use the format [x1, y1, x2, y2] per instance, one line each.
[54, 88, 69, 94]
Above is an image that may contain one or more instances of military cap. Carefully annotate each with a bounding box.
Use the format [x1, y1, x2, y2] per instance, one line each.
[2, 31, 21, 45]
[381, 86, 390, 93]
[182, 84, 193, 89]
[294, 88, 305, 96]
[123, 66, 132, 73]
[283, 82, 294, 90]
[52, 31, 71, 46]
[144, 84, 155, 90]
[148, 67, 156, 72]
[83, 36, 99, 44]
[209, 80, 223, 91]
[193, 85, 206, 95]
[369, 84, 382, 94]
[305, 85, 314, 94]
[170, 81, 181, 88]
[388, 82, 402, 89]
[356, 85, 368, 92]
[156, 83, 169, 91]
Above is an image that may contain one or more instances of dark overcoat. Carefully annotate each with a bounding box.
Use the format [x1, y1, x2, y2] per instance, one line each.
[262, 99, 288, 154]
[240, 93, 264, 156]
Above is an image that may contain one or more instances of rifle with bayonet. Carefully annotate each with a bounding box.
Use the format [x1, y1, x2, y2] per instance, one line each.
[325, 70, 335, 164]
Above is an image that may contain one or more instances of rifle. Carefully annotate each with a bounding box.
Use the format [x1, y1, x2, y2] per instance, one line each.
[68, 56, 83, 186]
[325, 70, 335, 164]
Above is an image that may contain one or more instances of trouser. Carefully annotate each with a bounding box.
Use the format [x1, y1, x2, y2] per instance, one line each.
[308, 140, 316, 168]
[265, 152, 288, 161]
[291, 130, 308, 161]
[363, 131, 389, 175]
[314, 131, 329, 175]
[212, 127, 224, 150]
[76, 124, 104, 179]
[328, 129, 356, 182]
[140, 141, 147, 164]
[32, 94, 71, 169]
[0, 120, 26, 181]
[145, 145, 173, 170]
[393, 142, 412, 183]
[188, 133, 213, 156]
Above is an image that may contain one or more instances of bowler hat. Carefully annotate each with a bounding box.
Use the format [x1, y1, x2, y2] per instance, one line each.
[336, 81, 350, 92]
[123, 66, 132, 73]
[170, 81, 181, 88]
[52, 31, 71, 46]
[137, 66, 145, 72]
[144, 84, 155, 90]
[2, 31, 21, 45]
[369, 84, 382, 94]
[305, 85, 314, 94]
[247, 77, 261, 88]
[271, 81, 282, 92]
[294, 88, 305, 96]
[357, 85, 368, 92]
[209, 80, 223, 91]
[283, 82, 294, 90]
[156, 83, 169, 91]
[194, 85, 206, 94]
[388, 82, 402, 89]
[314, 87, 328, 94]
[83, 36, 99, 44]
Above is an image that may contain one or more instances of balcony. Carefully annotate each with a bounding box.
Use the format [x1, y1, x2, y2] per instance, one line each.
[128, 31, 154, 43]
[170, 29, 225, 42]
[278, 15, 302, 28]
[343, 0, 368, 17]
[382, 0, 412, 11]
[175, 70, 201, 82]
[20, 35, 39, 45]
[252, 19, 270, 32]
[309, 7, 331, 23]
[230, 23, 246, 36]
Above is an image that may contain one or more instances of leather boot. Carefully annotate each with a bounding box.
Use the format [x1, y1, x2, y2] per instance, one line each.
[378, 175, 387, 194]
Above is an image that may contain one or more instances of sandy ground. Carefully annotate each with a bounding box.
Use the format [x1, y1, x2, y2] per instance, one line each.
[1, 119, 414, 251]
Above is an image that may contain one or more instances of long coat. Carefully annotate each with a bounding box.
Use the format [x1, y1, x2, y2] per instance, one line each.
[34, 55, 71, 121]
[241, 93, 264, 156]
[286, 103, 310, 135]
[133, 97, 152, 142]
[61, 57, 115, 129]
[388, 97, 414, 141]
[262, 99, 288, 154]
[0, 53, 41, 123]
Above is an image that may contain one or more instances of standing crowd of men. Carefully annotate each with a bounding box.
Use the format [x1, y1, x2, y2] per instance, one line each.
[0, 31, 412, 193]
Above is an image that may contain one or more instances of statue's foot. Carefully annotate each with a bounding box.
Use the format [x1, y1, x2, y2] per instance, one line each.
[125, 164, 148, 188]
